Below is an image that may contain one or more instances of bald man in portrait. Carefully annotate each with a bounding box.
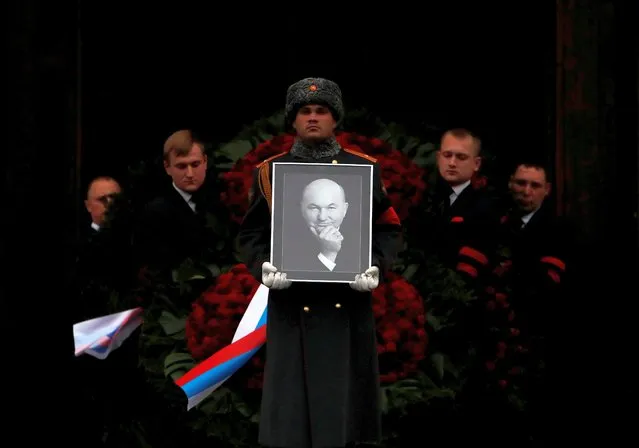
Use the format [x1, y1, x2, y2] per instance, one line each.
[281, 177, 361, 274]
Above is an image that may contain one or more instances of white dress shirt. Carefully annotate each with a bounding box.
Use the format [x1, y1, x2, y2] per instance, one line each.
[449, 180, 471, 205]
[173, 183, 196, 212]
[318, 253, 336, 271]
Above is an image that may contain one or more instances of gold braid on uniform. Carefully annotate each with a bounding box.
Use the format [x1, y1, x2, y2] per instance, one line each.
[258, 163, 273, 211]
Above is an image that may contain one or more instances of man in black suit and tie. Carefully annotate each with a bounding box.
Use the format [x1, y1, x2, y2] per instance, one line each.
[136, 129, 213, 277]
[75, 176, 129, 318]
[430, 128, 501, 280]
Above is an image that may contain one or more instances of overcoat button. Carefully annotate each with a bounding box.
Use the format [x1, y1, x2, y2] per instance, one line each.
[303, 306, 310, 313]
[335, 303, 341, 308]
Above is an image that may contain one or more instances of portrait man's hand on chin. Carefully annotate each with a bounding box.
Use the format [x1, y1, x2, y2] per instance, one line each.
[310, 225, 343, 261]
[301, 178, 348, 271]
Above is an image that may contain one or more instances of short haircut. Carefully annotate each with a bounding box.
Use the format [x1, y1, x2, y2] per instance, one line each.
[511, 158, 550, 182]
[163, 130, 205, 161]
[441, 128, 482, 155]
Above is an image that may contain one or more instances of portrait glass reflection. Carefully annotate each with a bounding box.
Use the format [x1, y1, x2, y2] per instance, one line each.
[270, 162, 373, 283]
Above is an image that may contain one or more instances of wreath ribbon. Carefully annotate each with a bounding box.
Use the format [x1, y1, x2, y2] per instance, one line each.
[73, 307, 144, 359]
[175, 284, 269, 410]
[71, 285, 269, 411]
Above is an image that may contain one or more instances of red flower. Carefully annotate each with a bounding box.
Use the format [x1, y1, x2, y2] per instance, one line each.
[373, 272, 428, 384]
[185, 265, 428, 389]
[471, 172, 489, 189]
[220, 131, 427, 224]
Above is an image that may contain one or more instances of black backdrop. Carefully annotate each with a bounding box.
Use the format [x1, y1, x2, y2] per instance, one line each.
[79, 2, 555, 185]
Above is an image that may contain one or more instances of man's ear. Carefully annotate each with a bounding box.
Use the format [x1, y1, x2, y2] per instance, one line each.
[163, 159, 170, 174]
[544, 182, 552, 196]
[84, 199, 90, 212]
[474, 156, 482, 172]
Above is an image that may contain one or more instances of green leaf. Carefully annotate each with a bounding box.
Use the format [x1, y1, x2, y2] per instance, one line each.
[216, 140, 254, 162]
[402, 264, 419, 281]
[215, 162, 235, 170]
[426, 313, 442, 332]
[158, 311, 186, 336]
[257, 131, 273, 142]
[431, 352, 445, 379]
[380, 388, 389, 414]
[234, 402, 252, 417]
[163, 352, 195, 380]
[207, 264, 221, 277]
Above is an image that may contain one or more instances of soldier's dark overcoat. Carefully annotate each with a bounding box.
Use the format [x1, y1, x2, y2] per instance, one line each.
[237, 147, 403, 448]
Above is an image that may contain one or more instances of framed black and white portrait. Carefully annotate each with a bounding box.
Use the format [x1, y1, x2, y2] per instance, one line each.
[270, 162, 373, 283]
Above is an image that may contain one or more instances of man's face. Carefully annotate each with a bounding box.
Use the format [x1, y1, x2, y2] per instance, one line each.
[509, 165, 550, 213]
[300, 179, 348, 231]
[85, 178, 121, 226]
[164, 144, 207, 193]
[436, 134, 481, 185]
[292, 104, 337, 142]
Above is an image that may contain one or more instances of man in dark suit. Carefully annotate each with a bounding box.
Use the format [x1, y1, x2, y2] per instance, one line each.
[75, 176, 127, 319]
[430, 128, 501, 281]
[135, 130, 213, 277]
[467, 160, 573, 445]
[283, 177, 360, 274]
[72, 175, 144, 447]
[501, 160, 572, 328]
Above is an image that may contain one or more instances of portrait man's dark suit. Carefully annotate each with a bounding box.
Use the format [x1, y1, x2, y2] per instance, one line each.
[282, 223, 361, 274]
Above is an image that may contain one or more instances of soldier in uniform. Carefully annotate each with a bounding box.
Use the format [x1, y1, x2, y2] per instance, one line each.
[236, 77, 403, 448]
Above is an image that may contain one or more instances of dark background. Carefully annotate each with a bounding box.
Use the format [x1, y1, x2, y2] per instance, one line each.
[78, 2, 555, 183]
[5, 0, 638, 444]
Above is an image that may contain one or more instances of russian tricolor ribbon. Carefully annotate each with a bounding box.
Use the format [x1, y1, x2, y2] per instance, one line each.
[175, 284, 269, 410]
[73, 307, 144, 359]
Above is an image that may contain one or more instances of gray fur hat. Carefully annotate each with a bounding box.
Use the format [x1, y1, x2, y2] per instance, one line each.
[285, 77, 344, 125]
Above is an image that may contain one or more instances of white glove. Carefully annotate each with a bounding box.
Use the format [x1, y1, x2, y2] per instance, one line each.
[349, 266, 380, 292]
[262, 262, 292, 290]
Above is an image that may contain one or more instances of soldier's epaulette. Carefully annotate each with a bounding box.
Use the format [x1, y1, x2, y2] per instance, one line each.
[256, 151, 288, 168]
[343, 147, 377, 163]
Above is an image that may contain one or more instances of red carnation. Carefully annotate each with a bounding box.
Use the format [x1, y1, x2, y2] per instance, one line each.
[373, 272, 428, 384]
[185, 266, 428, 389]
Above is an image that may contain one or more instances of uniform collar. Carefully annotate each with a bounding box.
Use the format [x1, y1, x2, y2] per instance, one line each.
[290, 136, 341, 160]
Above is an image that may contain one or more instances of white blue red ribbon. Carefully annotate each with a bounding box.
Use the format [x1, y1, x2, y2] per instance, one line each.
[175, 284, 269, 410]
[73, 307, 144, 360]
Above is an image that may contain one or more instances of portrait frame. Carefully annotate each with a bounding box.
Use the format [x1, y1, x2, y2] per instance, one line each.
[270, 162, 374, 283]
